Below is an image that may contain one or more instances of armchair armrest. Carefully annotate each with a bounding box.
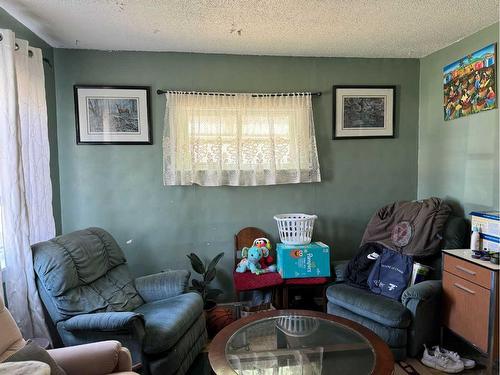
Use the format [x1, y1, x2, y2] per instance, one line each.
[48, 340, 135, 375]
[135, 270, 190, 302]
[61, 312, 143, 332]
[401, 280, 442, 307]
[401, 280, 442, 357]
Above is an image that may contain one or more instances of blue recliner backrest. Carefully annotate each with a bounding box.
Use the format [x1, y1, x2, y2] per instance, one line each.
[32, 227, 144, 323]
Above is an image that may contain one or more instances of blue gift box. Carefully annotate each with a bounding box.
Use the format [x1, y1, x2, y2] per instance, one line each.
[276, 242, 331, 279]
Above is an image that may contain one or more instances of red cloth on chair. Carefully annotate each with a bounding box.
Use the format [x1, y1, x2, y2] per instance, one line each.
[284, 277, 329, 285]
[233, 271, 284, 292]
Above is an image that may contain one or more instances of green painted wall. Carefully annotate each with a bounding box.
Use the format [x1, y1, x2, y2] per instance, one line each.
[54, 49, 419, 297]
[418, 23, 499, 215]
[0, 8, 62, 233]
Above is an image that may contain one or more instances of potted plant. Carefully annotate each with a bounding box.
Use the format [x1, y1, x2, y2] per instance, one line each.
[187, 251, 224, 309]
[187, 252, 232, 337]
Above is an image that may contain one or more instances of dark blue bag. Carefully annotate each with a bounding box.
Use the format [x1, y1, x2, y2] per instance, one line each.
[367, 248, 413, 300]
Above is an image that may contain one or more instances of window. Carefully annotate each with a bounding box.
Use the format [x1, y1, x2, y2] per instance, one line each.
[163, 92, 321, 186]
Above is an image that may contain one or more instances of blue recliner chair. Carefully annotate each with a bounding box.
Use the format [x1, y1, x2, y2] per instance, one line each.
[32, 227, 207, 375]
[326, 216, 466, 360]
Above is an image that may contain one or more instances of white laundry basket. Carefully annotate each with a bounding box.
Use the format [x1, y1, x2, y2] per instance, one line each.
[273, 213, 317, 245]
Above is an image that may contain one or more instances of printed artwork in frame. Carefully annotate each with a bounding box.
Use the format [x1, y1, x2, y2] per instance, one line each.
[333, 85, 396, 139]
[443, 43, 496, 121]
[74, 85, 152, 144]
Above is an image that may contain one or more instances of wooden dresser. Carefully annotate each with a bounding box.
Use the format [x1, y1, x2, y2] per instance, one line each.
[442, 249, 499, 372]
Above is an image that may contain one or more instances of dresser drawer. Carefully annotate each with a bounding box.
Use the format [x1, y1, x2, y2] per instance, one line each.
[442, 271, 490, 351]
[443, 254, 492, 289]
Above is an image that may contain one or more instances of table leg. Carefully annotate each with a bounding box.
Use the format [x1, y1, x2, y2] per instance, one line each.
[276, 326, 289, 368]
[283, 285, 289, 309]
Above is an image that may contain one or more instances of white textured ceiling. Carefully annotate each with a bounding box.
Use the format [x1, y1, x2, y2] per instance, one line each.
[1, 0, 499, 58]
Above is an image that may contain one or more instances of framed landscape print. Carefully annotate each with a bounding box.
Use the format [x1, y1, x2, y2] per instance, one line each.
[333, 86, 395, 139]
[443, 43, 496, 121]
[74, 85, 152, 144]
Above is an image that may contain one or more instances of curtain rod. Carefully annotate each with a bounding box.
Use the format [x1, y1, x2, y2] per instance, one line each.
[156, 89, 321, 97]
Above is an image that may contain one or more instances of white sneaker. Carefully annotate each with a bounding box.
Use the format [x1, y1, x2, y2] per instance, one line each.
[433, 346, 476, 370]
[421, 346, 464, 373]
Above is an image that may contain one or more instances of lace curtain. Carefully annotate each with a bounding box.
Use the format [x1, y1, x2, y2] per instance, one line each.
[163, 92, 321, 186]
[0, 29, 54, 338]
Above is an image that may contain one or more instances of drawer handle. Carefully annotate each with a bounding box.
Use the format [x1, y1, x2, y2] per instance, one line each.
[453, 283, 476, 295]
[455, 265, 476, 276]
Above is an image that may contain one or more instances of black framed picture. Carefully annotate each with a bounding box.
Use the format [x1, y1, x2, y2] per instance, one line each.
[333, 85, 396, 139]
[74, 85, 152, 144]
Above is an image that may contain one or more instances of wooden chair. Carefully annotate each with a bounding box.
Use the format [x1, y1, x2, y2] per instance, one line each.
[233, 227, 284, 302]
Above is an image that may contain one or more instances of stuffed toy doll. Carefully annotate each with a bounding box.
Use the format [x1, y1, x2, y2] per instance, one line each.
[236, 238, 277, 275]
[256, 238, 276, 271]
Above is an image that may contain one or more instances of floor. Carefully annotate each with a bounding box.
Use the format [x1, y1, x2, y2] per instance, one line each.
[396, 358, 492, 375]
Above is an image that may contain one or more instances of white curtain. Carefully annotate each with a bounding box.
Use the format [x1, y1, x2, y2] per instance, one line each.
[0, 29, 54, 339]
[163, 92, 321, 186]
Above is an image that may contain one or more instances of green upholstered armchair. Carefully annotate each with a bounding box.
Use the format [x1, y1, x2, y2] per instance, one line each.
[326, 217, 466, 360]
[32, 227, 207, 375]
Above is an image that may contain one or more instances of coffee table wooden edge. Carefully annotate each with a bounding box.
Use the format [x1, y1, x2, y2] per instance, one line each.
[208, 309, 394, 375]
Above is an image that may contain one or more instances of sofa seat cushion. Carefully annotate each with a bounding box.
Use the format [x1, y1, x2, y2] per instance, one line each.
[135, 292, 203, 354]
[233, 271, 283, 292]
[326, 283, 411, 329]
[327, 302, 408, 348]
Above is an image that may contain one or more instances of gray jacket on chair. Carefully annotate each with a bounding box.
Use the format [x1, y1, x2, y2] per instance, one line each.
[32, 227, 207, 375]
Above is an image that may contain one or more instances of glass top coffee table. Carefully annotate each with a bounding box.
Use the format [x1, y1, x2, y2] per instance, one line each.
[209, 310, 394, 375]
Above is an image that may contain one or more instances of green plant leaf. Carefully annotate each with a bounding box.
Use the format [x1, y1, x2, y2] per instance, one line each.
[187, 253, 205, 274]
[191, 278, 205, 292]
[206, 252, 224, 274]
[204, 267, 216, 283]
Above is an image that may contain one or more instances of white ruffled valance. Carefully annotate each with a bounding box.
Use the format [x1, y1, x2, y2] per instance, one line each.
[163, 92, 321, 186]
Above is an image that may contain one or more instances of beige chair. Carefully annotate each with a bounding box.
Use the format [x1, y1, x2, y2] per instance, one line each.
[0, 296, 137, 375]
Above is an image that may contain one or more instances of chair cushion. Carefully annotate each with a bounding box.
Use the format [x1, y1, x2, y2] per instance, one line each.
[32, 228, 143, 322]
[285, 277, 329, 285]
[233, 271, 283, 292]
[33, 228, 127, 295]
[326, 283, 411, 328]
[327, 302, 408, 348]
[4, 341, 66, 375]
[135, 292, 203, 354]
[0, 297, 25, 362]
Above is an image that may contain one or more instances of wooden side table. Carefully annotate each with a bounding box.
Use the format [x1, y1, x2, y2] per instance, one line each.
[442, 249, 499, 373]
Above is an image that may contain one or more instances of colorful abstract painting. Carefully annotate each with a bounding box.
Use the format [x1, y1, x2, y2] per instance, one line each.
[443, 43, 496, 121]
